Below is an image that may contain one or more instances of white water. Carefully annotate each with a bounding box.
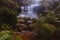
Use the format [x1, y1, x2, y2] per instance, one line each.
[17, 6, 38, 19]
[17, 0, 60, 19]
[17, 0, 43, 19]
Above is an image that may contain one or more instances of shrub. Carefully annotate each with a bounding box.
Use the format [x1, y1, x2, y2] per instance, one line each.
[34, 23, 56, 40]
[0, 30, 23, 40]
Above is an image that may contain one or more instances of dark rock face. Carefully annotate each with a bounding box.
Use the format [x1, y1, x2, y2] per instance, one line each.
[33, 6, 45, 13]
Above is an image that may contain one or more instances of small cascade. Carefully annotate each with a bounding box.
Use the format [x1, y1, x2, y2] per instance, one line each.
[17, 0, 42, 19]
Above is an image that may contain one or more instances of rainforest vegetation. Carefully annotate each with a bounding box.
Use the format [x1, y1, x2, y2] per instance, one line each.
[0, 0, 60, 40]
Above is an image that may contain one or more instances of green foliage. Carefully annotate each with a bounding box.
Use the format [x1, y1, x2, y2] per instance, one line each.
[0, 31, 23, 40]
[0, 0, 20, 29]
[33, 22, 56, 40]
[0, 31, 13, 40]
[1, 24, 12, 30]
[0, 0, 19, 11]
[0, 7, 17, 29]
[15, 35, 23, 40]
[54, 5, 60, 21]
[45, 13, 56, 22]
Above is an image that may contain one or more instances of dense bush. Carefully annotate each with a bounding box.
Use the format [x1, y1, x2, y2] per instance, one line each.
[0, 7, 17, 30]
[0, 0, 20, 30]
[32, 22, 56, 40]
[0, 31, 13, 40]
[0, 30, 23, 40]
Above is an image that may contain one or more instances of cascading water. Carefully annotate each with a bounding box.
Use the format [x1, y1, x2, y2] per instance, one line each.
[17, 0, 60, 19]
[17, 0, 42, 19]
[17, 6, 38, 19]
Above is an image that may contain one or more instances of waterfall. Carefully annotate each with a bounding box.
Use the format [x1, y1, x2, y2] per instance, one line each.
[17, 0, 42, 19]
